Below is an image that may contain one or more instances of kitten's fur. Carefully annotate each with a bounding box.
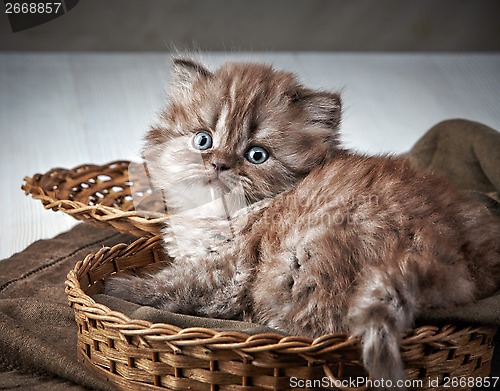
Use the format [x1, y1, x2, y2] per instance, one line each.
[105, 59, 500, 389]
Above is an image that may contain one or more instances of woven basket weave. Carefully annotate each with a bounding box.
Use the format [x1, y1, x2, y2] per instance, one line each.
[22, 160, 167, 237]
[25, 161, 497, 390]
[66, 235, 496, 391]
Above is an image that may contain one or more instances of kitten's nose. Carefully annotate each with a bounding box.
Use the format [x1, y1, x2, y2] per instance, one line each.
[211, 159, 230, 171]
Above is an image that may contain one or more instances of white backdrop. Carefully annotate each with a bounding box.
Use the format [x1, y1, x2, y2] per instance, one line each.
[1, 52, 499, 260]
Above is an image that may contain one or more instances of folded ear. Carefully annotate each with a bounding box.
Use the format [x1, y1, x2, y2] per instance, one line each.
[172, 58, 212, 90]
[295, 89, 342, 129]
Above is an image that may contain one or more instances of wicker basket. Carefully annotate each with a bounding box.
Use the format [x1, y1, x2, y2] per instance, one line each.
[25, 161, 497, 390]
[65, 235, 496, 391]
[22, 160, 167, 237]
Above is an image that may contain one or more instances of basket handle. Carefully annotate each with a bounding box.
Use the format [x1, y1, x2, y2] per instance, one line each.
[322, 364, 369, 391]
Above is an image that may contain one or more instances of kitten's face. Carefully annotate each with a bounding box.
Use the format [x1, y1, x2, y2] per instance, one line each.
[144, 59, 341, 212]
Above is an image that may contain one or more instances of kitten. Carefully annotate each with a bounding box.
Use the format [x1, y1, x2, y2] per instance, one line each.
[105, 59, 500, 389]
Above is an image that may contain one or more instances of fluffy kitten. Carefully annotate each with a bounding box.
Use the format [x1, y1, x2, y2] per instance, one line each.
[105, 59, 500, 389]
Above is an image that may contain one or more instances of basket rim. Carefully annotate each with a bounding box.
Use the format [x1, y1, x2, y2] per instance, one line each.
[65, 235, 494, 357]
[22, 160, 168, 237]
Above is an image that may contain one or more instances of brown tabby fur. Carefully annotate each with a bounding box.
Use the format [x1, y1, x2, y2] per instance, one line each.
[105, 59, 500, 389]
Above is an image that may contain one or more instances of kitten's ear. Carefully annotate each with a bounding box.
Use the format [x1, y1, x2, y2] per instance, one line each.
[171, 58, 212, 89]
[295, 90, 342, 129]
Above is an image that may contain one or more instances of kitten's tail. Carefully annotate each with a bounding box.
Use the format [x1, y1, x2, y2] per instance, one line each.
[348, 264, 419, 391]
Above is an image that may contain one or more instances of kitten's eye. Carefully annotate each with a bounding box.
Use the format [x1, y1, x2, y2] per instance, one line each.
[193, 131, 213, 150]
[245, 146, 269, 164]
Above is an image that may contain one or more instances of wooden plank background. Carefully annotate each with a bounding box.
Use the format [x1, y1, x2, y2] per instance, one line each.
[1, 53, 499, 260]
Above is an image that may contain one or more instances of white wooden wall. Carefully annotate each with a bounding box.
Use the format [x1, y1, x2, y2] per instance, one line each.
[1, 53, 499, 260]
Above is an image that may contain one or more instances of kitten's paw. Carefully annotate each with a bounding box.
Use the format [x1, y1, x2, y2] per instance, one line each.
[359, 324, 406, 391]
[103, 275, 143, 303]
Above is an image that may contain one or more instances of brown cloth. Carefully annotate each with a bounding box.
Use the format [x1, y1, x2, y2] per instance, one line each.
[408, 119, 500, 197]
[91, 294, 279, 335]
[409, 119, 500, 325]
[0, 225, 136, 390]
[1, 118, 499, 389]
